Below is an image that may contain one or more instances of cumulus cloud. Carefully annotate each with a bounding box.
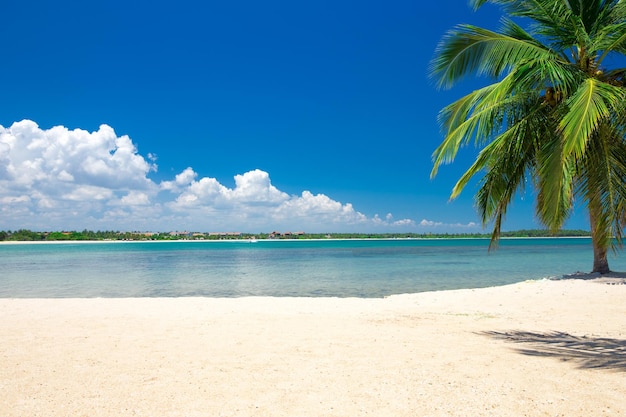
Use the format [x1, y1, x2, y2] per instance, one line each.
[1, 195, 30, 204]
[419, 219, 442, 227]
[375, 213, 416, 228]
[0, 119, 476, 232]
[2, 120, 155, 190]
[120, 191, 151, 206]
[0, 120, 158, 229]
[232, 170, 289, 204]
[160, 167, 197, 191]
[63, 185, 114, 201]
[165, 171, 372, 230]
[168, 169, 289, 211]
[419, 219, 479, 229]
[391, 218, 416, 227]
[0, 120, 156, 198]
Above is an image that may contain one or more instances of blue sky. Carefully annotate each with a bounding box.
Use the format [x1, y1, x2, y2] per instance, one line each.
[0, 0, 589, 233]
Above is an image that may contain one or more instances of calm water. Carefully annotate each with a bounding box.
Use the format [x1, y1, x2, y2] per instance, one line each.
[1, 238, 624, 298]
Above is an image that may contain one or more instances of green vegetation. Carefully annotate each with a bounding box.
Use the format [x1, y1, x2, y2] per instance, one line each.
[0, 229, 590, 242]
[430, 0, 626, 273]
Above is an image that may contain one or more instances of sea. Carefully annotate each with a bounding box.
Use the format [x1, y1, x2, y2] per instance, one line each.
[1, 238, 624, 298]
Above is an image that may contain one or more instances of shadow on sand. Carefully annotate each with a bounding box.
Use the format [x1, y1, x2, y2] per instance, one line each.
[480, 331, 626, 372]
[555, 271, 626, 283]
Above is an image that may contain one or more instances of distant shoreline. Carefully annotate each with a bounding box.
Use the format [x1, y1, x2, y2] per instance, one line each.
[0, 235, 593, 245]
[0, 229, 592, 243]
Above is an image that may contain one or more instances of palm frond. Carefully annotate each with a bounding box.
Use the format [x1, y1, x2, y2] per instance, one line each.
[471, 0, 568, 21]
[449, 101, 547, 199]
[560, 78, 626, 158]
[576, 124, 626, 247]
[472, 0, 598, 55]
[535, 132, 575, 230]
[509, 55, 580, 97]
[446, 103, 545, 249]
[474, 127, 537, 247]
[434, 0, 626, 270]
[431, 75, 521, 177]
[430, 24, 554, 89]
[595, 23, 626, 64]
[580, 0, 626, 46]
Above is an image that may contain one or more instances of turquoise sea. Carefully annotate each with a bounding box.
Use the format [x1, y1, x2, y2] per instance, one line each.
[1, 238, 624, 298]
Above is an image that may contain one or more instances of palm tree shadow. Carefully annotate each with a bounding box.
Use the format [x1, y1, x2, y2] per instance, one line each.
[480, 331, 626, 372]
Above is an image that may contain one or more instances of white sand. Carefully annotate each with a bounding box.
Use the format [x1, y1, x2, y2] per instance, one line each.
[1, 278, 625, 417]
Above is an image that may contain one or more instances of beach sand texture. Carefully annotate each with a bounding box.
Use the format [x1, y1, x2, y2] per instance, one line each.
[1, 278, 625, 416]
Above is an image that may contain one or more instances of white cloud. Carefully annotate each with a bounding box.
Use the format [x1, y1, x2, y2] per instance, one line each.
[272, 191, 368, 228]
[0, 119, 478, 232]
[160, 167, 197, 191]
[169, 169, 289, 210]
[232, 169, 289, 204]
[378, 213, 416, 227]
[420, 219, 442, 227]
[57, 170, 74, 182]
[391, 218, 416, 227]
[0, 120, 158, 229]
[173, 176, 230, 208]
[1, 120, 156, 191]
[419, 219, 480, 229]
[120, 191, 151, 206]
[63, 185, 114, 201]
[1, 195, 31, 204]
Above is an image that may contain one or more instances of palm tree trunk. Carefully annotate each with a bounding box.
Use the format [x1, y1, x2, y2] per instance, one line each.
[592, 239, 610, 274]
[590, 211, 610, 274]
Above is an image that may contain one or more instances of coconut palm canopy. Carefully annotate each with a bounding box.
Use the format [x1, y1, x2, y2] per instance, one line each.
[430, 0, 626, 273]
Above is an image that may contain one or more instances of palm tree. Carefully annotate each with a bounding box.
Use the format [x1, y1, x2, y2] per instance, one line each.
[430, 0, 626, 274]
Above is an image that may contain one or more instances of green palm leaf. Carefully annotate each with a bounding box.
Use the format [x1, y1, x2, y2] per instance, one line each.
[431, 24, 554, 89]
[560, 79, 626, 158]
[431, 0, 626, 273]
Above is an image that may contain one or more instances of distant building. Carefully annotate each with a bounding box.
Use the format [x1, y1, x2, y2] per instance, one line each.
[208, 232, 242, 238]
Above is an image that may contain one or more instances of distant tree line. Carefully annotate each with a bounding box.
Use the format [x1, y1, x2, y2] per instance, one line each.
[0, 229, 591, 242]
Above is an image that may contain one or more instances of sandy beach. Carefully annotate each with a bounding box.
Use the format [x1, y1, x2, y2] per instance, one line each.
[1, 278, 625, 417]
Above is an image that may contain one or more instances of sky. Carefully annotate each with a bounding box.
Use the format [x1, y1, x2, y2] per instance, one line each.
[0, 0, 590, 233]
